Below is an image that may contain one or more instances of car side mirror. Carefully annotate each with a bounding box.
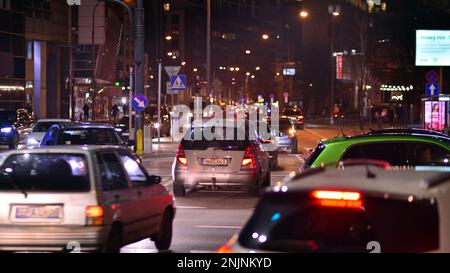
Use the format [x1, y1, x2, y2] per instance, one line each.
[44, 140, 55, 146]
[126, 140, 135, 147]
[147, 175, 161, 184]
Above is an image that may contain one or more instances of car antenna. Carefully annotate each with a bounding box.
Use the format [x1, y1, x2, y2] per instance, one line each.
[366, 164, 376, 179]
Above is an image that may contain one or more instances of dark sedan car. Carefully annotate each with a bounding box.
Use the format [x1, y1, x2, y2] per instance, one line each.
[0, 111, 20, 149]
[40, 122, 134, 148]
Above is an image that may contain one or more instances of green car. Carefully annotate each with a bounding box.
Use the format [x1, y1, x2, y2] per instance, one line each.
[304, 129, 450, 169]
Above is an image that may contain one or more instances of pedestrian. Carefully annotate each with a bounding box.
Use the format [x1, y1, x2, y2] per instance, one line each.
[122, 103, 129, 116]
[375, 110, 382, 129]
[111, 104, 119, 122]
[83, 103, 90, 121]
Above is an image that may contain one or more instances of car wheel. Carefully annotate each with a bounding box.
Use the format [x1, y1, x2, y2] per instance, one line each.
[249, 172, 262, 196]
[102, 225, 123, 253]
[173, 182, 186, 197]
[262, 170, 271, 189]
[270, 158, 278, 170]
[153, 209, 173, 251]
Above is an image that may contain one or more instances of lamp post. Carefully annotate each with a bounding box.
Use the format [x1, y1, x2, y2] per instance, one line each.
[328, 4, 340, 126]
[206, 0, 212, 101]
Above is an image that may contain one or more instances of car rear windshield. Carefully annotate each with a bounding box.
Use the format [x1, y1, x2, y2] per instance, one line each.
[283, 110, 302, 116]
[33, 122, 62, 133]
[304, 143, 326, 168]
[0, 154, 90, 192]
[62, 128, 123, 145]
[181, 127, 250, 150]
[238, 192, 439, 253]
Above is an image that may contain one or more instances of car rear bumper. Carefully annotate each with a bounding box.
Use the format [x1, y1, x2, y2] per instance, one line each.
[0, 135, 14, 144]
[174, 170, 258, 189]
[0, 225, 110, 252]
[277, 136, 296, 150]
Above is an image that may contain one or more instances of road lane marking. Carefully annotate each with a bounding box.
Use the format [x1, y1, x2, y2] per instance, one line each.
[304, 129, 327, 140]
[190, 250, 215, 253]
[194, 225, 241, 229]
[176, 206, 207, 209]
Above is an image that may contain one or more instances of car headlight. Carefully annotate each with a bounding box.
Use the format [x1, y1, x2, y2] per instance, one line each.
[27, 138, 39, 145]
[1, 127, 13, 133]
[288, 128, 296, 137]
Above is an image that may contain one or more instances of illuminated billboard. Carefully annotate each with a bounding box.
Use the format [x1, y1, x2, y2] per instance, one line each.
[416, 30, 450, 66]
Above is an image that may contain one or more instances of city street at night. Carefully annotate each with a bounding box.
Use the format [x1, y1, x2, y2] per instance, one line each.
[0, 1, 449, 270]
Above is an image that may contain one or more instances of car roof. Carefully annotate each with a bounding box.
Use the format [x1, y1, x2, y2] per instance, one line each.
[61, 122, 115, 130]
[36, 119, 72, 123]
[323, 129, 450, 145]
[275, 166, 449, 198]
[1, 145, 130, 156]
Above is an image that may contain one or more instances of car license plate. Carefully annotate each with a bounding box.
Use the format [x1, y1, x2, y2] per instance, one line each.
[202, 158, 229, 166]
[14, 206, 62, 220]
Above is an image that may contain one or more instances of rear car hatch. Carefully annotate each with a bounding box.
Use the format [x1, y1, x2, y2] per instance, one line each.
[183, 140, 248, 173]
[238, 190, 439, 252]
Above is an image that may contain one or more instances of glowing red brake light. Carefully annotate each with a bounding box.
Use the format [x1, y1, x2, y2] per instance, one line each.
[176, 144, 188, 166]
[311, 190, 363, 209]
[216, 244, 233, 253]
[241, 145, 256, 169]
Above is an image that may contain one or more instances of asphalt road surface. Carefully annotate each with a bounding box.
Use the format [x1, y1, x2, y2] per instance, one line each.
[122, 126, 365, 253]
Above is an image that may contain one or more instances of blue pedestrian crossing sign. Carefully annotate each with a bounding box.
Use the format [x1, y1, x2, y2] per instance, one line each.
[426, 83, 439, 96]
[132, 94, 148, 111]
[170, 75, 187, 92]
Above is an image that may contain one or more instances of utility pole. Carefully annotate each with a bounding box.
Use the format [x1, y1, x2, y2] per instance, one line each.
[134, 0, 145, 155]
[206, 0, 212, 100]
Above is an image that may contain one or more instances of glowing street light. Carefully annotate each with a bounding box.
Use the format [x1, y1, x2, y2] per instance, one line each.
[255, 66, 261, 71]
[245, 49, 251, 54]
[299, 10, 309, 18]
[165, 35, 172, 41]
[262, 34, 269, 40]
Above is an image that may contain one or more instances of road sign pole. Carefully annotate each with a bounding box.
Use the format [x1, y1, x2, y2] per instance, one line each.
[135, 0, 145, 155]
[158, 61, 162, 144]
[129, 66, 133, 140]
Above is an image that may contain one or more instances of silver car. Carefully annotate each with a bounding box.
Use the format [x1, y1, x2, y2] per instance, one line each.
[172, 124, 271, 197]
[0, 146, 175, 252]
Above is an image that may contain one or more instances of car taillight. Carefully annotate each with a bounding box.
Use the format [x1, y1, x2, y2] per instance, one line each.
[310, 190, 363, 209]
[241, 145, 256, 169]
[85, 206, 104, 226]
[176, 144, 188, 166]
[216, 235, 237, 253]
[216, 244, 233, 253]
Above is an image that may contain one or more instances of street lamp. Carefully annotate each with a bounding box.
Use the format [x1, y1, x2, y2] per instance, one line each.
[262, 34, 270, 40]
[299, 10, 309, 18]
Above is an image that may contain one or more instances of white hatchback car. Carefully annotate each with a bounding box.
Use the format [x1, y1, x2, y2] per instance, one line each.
[218, 165, 450, 253]
[0, 146, 175, 252]
[26, 119, 71, 147]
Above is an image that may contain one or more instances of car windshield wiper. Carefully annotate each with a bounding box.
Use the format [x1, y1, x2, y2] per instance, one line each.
[0, 171, 28, 198]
